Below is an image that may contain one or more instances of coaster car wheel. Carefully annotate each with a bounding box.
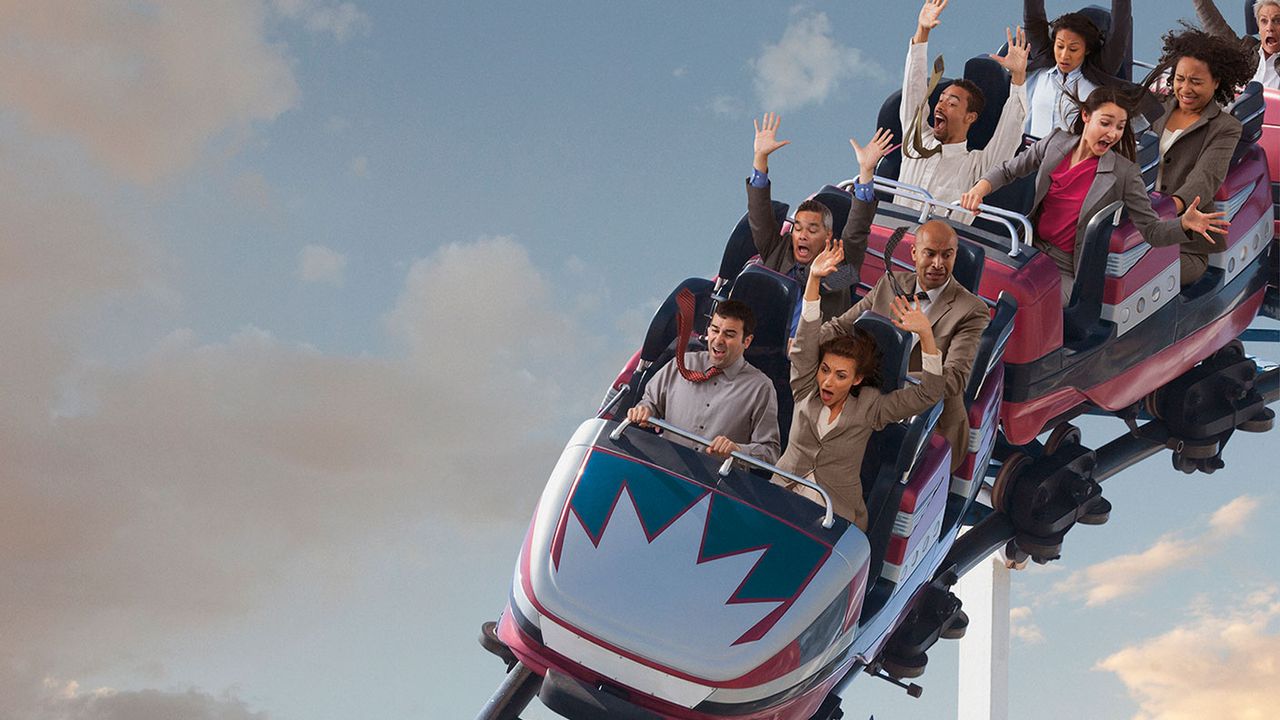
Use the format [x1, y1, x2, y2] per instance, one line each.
[881, 652, 928, 679]
[991, 452, 1029, 514]
[1042, 423, 1081, 457]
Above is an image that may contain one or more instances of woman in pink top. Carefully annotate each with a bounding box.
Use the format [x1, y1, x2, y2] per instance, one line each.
[959, 86, 1228, 303]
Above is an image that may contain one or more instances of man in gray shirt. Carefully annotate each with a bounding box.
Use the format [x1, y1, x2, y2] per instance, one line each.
[627, 300, 781, 464]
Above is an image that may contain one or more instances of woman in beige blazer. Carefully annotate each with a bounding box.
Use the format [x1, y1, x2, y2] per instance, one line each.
[1141, 27, 1257, 284]
[960, 86, 1229, 302]
[773, 241, 944, 531]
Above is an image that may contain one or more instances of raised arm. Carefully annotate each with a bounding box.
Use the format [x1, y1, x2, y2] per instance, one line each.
[1024, 0, 1052, 63]
[977, 26, 1031, 176]
[842, 129, 895, 279]
[746, 113, 790, 260]
[1194, 0, 1239, 40]
[902, 0, 949, 128]
[789, 239, 844, 400]
[1100, 0, 1133, 77]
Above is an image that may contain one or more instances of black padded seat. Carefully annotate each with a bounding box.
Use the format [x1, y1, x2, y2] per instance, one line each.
[1246, 0, 1259, 34]
[1064, 201, 1124, 346]
[1136, 130, 1160, 192]
[1230, 82, 1266, 163]
[727, 263, 800, 444]
[612, 278, 717, 420]
[964, 292, 1017, 405]
[719, 200, 789, 284]
[952, 240, 986, 294]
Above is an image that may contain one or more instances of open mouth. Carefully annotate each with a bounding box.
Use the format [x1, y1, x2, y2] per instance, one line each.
[709, 346, 726, 362]
[1094, 138, 1113, 154]
[794, 245, 812, 261]
[1264, 35, 1279, 52]
[820, 389, 834, 404]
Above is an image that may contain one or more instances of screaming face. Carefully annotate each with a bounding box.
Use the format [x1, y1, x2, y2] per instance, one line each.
[1260, 4, 1280, 57]
[1080, 101, 1128, 157]
[1171, 56, 1218, 114]
[791, 210, 832, 265]
[932, 85, 975, 144]
[706, 313, 752, 370]
[816, 353, 861, 409]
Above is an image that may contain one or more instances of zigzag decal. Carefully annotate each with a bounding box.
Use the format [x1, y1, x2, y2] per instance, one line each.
[554, 449, 831, 642]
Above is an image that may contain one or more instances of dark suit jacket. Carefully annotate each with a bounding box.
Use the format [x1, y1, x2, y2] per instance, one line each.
[746, 180, 858, 320]
[819, 263, 990, 473]
[981, 129, 1187, 269]
[1150, 95, 1242, 280]
[777, 304, 943, 530]
[1196, 0, 1280, 85]
[1025, 0, 1130, 86]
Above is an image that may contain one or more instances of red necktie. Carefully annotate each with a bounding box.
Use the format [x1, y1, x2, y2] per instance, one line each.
[675, 288, 721, 383]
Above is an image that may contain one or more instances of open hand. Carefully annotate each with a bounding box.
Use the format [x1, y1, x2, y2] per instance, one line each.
[890, 295, 930, 335]
[851, 127, 895, 176]
[754, 112, 790, 160]
[809, 237, 845, 280]
[991, 26, 1029, 84]
[918, 0, 948, 31]
[1180, 196, 1229, 244]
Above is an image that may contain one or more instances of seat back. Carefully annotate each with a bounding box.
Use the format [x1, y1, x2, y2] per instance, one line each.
[1246, 0, 1259, 35]
[611, 279, 717, 419]
[1232, 82, 1266, 158]
[727, 263, 800, 444]
[1064, 201, 1125, 345]
[951, 240, 987, 294]
[719, 201, 789, 283]
[964, 292, 1018, 404]
[1136, 130, 1160, 192]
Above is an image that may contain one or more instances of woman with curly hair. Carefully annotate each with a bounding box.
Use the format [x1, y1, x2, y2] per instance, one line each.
[1140, 26, 1257, 284]
[1023, 0, 1132, 137]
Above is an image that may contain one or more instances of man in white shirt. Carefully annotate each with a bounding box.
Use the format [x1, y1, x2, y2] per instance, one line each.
[1196, 0, 1280, 89]
[898, 0, 1030, 223]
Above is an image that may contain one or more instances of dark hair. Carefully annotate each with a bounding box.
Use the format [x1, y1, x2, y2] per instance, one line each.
[1141, 25, 1256, 107]
[1067, 85, 1143, 161]
[794, 199, 833, 232]
[947, 79, 986, 117]
[1050, 12, 1105, 58]
[818, 328, 882, 395]
[712, 300, 756, 337]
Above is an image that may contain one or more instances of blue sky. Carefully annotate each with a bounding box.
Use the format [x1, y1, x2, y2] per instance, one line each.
[1, 1, 1276, 719]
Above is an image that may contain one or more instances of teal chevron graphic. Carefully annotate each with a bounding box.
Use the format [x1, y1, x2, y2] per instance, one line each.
[566, 451, 829, 603]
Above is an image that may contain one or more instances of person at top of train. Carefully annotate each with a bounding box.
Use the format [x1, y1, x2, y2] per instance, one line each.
[959, 85, 1230, 303]
[1195, 0, 1280, 88]
[1138, 25, 1256, 284]
[897, 0, 1030, 223]
[747, 112, 858, 327]
[627, 300, 781, 464]
[1023, 0, 1134, 137]
[820, 153, 990, 474]
[773, 239, 944, 531]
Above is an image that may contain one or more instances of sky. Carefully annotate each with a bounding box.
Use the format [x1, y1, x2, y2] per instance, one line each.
[0, 1, 1277, 719]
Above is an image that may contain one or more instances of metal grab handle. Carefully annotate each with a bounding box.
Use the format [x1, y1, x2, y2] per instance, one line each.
[610, 418, 836, 529]
[837, 176, 1032, 257]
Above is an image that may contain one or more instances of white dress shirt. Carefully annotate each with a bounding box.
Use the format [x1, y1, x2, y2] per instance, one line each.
[1253, 46, 1280, 89]
[1025, 66, 1096, 138]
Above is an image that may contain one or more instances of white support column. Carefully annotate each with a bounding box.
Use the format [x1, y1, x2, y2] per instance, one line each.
[955, 554, 1010, 720]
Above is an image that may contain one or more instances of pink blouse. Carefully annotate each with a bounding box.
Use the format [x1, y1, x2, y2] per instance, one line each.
[1037, 154, 1100, 254]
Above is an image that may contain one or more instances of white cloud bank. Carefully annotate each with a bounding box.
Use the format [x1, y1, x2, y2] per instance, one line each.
[1097, 587, 1280, 720]
[297, 244, 348, 285]
[1053, 496, 1260, 606]
[751, 10, 885, 112]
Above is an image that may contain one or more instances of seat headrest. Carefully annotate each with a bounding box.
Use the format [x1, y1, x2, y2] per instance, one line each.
[851, 312, 912, 394]
[1246, 0, 1259, 35]
[952, 241, 986, 294]
[719, 201, 789, 282]
[726, 263, 799, 351]
[961, 56, 1011, 152]
[1232, 82, 1266, 145]
[810, 185, 853, 243]
[640, 279, 716, 362]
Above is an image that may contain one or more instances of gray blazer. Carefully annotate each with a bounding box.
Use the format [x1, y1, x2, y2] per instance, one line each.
[981, 129, 1186, 268]
[1150, 95, 1243, 258]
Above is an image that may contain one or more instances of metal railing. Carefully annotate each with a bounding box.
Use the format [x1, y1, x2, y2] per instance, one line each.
[836, 176, 1032, 257]
[610, 417, 836, 529]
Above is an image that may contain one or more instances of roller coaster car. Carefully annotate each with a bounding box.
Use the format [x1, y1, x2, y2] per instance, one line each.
[477, 257, 1017, 719]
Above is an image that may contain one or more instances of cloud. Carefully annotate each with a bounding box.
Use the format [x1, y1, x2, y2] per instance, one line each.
[0, 0, 300, 183]
[271, 0, 371, 42]
[350, 154, 369, 177]
[0, 229, 606, 714]
[1096, 588, 1280, 720]
[750, 10, 885, 112]
[709, 95, 744, 117]
[297, 244, 348, 285]
[1009, 606, 1044, 644]
[673, 66, 688, 78]
[38, 684, 267, 720]
[1053, 496, 1260, 606]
